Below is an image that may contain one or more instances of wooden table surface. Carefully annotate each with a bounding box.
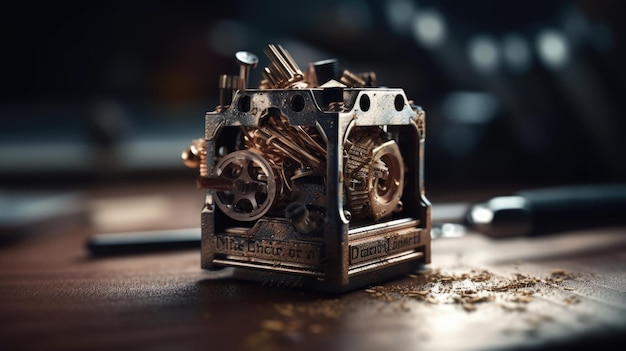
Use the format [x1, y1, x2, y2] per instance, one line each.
[1, 180, 625, 351]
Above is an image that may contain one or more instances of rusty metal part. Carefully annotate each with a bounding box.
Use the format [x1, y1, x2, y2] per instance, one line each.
[213, 150, 279, 221]
[186, 44, 431, 292]
[181, 138, 207, 174]
[344, 128, 404, 220]
[340, 70, 366, 88]
[369, 140, 404, 219]
[262, 44, 309, 89]
[242, 114, 326, 176]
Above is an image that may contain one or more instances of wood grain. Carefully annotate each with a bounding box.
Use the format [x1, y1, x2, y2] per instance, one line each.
[1, 181, 625, 351]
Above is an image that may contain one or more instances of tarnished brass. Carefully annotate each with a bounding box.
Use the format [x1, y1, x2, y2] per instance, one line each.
[340, 69, 366, 87]
[344, 128, 405, 221]
[181, 138, 206, 171]
[183, 44, 431, 292]
[261, 44, 310, 89]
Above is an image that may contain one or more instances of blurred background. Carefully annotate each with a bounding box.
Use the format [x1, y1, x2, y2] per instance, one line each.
[1, 0, 625, 190]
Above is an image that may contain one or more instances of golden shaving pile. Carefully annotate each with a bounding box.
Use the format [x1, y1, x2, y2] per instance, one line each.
[364, 268, 580, 312]
[242, 268, 581, 349]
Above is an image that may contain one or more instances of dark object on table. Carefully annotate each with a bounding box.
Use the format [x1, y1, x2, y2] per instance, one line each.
[467, 184, 626, 238]
[87, 228, 201, 256]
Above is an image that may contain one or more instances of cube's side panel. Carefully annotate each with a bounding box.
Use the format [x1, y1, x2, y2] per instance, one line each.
[338, 92, 431, 282]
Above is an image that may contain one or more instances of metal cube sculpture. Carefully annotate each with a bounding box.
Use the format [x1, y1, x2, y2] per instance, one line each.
[183, 45, 431, 292]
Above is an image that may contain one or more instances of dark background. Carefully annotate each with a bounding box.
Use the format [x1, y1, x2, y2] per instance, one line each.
[1, 0, 625, 190]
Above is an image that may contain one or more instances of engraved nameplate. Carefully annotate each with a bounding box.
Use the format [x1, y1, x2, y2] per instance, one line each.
[349, 228, 421, 264]
[213, 235, 322, 265]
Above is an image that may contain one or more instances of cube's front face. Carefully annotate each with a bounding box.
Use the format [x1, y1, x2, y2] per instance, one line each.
[185, 46, 430, 292]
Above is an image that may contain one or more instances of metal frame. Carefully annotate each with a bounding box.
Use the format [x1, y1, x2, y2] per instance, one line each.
[199, 87, 431, 292]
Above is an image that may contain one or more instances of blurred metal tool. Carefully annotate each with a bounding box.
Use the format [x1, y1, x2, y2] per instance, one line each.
[432, 183, 626, 239]
[87, 228, 200, 256]
[431, 202, 469, 239]
[467, 183, 626, 238]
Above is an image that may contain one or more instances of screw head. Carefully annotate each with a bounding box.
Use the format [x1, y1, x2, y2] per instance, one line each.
[235, 51, 259, 67]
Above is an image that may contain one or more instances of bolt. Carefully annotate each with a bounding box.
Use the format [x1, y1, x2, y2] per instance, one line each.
[235, 51, 259, 90]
